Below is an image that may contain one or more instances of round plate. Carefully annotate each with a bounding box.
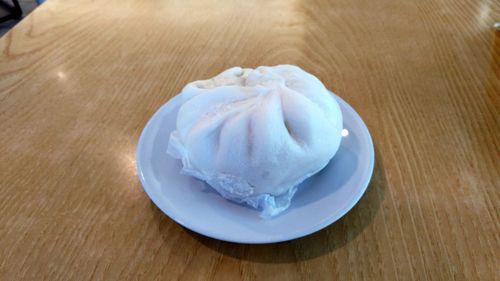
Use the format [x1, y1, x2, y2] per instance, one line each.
[136, 91, 374, 244]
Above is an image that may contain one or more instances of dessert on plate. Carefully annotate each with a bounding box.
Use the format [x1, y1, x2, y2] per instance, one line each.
[167, 65, 343, 217]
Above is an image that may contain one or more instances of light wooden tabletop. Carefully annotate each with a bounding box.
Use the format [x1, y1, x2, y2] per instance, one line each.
[0, 0, 498, 280]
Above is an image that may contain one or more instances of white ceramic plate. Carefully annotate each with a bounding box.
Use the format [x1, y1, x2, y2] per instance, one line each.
[136, 91, 374, 244]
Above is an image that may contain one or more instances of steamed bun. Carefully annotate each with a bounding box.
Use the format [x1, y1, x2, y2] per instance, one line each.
[167, 65, 343, 217]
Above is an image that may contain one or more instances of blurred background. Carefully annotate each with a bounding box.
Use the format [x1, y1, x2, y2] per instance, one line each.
[0, 0, 42, 36]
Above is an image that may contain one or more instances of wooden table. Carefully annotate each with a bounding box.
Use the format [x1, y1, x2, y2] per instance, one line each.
[0, 0, 498, 280]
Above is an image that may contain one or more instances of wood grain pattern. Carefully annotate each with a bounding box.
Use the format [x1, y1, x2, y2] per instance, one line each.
[0, 0, 498, 280]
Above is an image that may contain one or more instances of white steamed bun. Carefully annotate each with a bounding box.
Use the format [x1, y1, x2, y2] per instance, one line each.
[167, 65, 343, 217]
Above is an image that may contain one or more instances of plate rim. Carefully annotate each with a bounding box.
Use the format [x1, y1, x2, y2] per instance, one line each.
[136, 91, 375, 244]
